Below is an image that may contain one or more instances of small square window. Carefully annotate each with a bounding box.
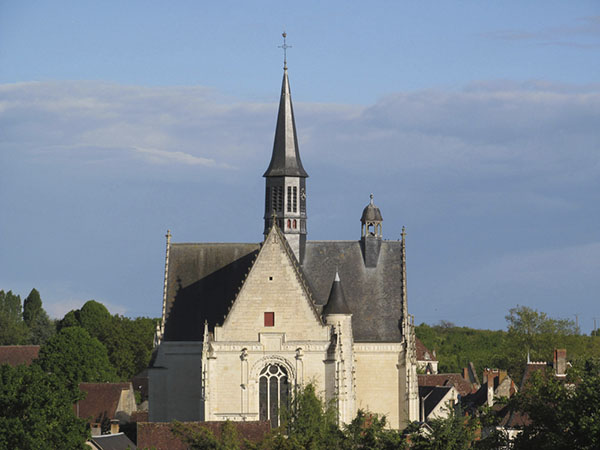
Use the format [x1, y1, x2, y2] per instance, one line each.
[264, 312, 275, 327]
[269, 276, 273, 281]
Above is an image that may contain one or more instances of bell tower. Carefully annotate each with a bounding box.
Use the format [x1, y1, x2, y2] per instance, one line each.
[360, 194, 383, 268]
[264, 33, 308, 263]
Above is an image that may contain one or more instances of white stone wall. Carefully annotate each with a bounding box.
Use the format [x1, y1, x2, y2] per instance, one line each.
[216, 230, 328, 343]
[354, 343, 404, 429]
[206, 229, 332, 421]
[204, 342, 331, 421]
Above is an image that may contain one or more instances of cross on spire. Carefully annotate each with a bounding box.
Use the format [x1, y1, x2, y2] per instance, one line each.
[278, 32, 291, 70]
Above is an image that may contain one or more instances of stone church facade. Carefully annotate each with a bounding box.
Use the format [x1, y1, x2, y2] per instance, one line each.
[149, 64, 419, 429]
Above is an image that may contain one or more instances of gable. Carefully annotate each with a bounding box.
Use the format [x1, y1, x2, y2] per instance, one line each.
[217, 227, 327, 342]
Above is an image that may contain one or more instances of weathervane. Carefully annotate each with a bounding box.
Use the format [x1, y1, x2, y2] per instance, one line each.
[278, 32, 291, 70]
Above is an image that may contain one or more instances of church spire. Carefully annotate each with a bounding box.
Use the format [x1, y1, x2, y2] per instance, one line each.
[263, 65, 308, 178]
[264, 33, 308, 264]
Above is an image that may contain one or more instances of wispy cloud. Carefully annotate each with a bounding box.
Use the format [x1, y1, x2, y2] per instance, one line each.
[2, 80, 599, 329]
[131, 146, 220, 167]
[483, 15, 600, 48]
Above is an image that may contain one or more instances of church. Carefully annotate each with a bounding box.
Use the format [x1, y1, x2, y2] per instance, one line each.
[148, 57, 420, 429]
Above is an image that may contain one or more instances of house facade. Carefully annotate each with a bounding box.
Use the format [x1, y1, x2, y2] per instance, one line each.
[148, 63, 419, 429]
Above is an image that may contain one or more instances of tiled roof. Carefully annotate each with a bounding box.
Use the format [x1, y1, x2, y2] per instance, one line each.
[415, 338, 436, 361]
[519, 362, 549, 390]
[76, 383, 132, 424]
[418, 373, 475, 397]
[137, 421, 270, 450]
[0, 345, 40, 366]
[500, 362, 560, 429]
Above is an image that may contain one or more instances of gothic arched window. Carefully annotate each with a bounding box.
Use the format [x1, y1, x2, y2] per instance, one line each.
[259, 363, 289, 428]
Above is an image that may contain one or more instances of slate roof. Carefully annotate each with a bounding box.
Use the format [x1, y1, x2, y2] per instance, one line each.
[90, 433, 137, 450]
[322, 272, 351, 315]
[263, 68, 308, 178]
[77, 382, 132, 424]
[303, 240, 404, 342]
[0, 345, 40, 366]
[162, 238, 406, 343]
[418, 373, 475, 397]
[163, 243, 260, 341]
[419, 385, 453, 419]
[361, 200, 383, 223]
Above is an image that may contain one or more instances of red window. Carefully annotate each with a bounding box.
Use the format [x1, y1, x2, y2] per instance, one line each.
[264, 312, 275, 327]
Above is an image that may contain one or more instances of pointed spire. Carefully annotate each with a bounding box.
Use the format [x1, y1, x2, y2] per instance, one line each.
[323, 271, 351, 315]
[263, 65, 308, 178]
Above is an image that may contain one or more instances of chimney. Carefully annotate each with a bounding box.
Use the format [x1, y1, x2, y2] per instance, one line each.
[462, 367, 469, 381]
[90, 423, 101, 436]
[554, 349, 567, 376]
[484, 370, 495, 407]
[110, 419, 120, 435]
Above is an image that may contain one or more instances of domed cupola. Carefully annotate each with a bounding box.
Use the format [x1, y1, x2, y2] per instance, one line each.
[360, 194, 383, 268]
[361, 194, 383, 238]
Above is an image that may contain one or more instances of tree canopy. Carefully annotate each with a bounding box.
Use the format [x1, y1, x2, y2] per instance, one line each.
[0, 363, 89, 449]
[416, 305, 600, 382]
[508, 359, 600, 450]
[0, 290, 28, 345]
[35, 326, 117, 386]
[23, 288, 54, 345]
[57, 300, 158, 380]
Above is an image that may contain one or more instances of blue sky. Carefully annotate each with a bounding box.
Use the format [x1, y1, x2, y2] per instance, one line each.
[1, 1, 599, 332]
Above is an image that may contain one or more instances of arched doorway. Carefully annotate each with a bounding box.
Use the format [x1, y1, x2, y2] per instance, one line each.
[259, 363, 289, 428]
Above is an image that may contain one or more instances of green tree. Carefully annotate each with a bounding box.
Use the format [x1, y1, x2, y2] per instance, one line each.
[509, 359, 600, 450]
[78, 300, 113, 340]
[58, 309, 81, 330]
[22, 288, 42, 326]
[104, 316, 158, 380]
[171, 421, 242, 450]
[0, 363, 89, 449]
[0, 290, 28, 345]
[504, 305, 580, 381]
[23, 289, 54, 345]
[404, 406, 480, 450]
[343, 410, 405, 450]
[57, 301, 158, 380]
[36, 326, 117, 386]
[281, 383, 343, 449]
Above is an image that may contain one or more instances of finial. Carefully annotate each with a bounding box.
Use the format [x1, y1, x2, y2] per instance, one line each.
[370, 193, 374, 205]
[278, 31, 291, 70]
[334, 270, 340, 282]
[401, 226, 406, 238]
